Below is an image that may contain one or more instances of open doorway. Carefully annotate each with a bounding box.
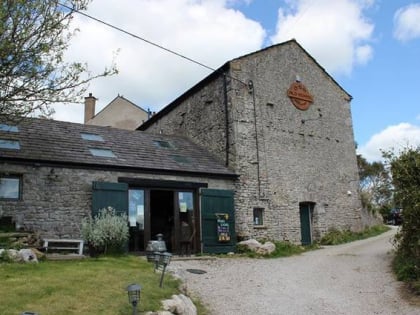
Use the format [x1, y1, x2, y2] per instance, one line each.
[150, 190, 174, 252]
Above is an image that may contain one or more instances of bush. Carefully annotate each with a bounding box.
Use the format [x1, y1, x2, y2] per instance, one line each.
[81, 207, 129, 255]
[386, 147, 420, 288]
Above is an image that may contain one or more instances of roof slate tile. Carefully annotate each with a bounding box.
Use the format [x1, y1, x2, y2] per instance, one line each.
[0, 118, 236, 178]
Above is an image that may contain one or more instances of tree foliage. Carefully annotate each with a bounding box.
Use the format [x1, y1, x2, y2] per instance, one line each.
[357, 154, 392, 216]
[0, 0, 116, 122]
[385, 147, 420, 283]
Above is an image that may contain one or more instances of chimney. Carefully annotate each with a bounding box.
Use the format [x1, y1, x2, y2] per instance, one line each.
[84, 93, 97, 123]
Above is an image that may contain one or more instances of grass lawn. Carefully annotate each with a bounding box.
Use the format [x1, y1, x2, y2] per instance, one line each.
[0, 255, 181, 315]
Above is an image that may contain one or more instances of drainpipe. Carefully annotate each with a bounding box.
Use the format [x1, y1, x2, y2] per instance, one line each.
[223, 74, 230, 167]
[248, 80, 262, 199]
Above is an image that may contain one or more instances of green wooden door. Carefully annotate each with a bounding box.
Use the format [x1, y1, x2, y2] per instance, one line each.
[92, 182, 128, 217]
[299, 203, 313, 245]
[201, 189, 236, 253]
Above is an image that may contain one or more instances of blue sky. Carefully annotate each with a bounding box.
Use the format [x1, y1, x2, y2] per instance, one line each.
[58, 0, 420, 162]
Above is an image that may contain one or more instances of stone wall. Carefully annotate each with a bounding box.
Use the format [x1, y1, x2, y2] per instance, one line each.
[0, 162, 234, 239]
[143, 41, 363, 244]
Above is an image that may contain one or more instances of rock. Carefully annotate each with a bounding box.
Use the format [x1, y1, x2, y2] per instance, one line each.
[0, 248, 40, 263]
[7, 249, 21, 262]
[238, 239, 261, 251]
[162, 294, 197, 315]
[238, 239, 276, 255]
[19, 249, 38, 263]
[255, 241, 276, 255]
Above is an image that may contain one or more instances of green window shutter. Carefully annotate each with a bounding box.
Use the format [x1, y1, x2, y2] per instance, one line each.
[92, 182, 128, 217]
[201, 189, 236, 254]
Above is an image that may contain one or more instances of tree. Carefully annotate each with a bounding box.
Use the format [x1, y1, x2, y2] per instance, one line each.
[0, 0, 116, 122]
[357, 154, 392, 217]
[385, 147, 420, 285]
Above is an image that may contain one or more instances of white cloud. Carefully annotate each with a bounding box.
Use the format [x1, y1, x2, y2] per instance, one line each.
[271, 0, 374, 75]
[358, 123, 420, 162]
[394, 3, 420, 42]
[56, 0, 265, 123]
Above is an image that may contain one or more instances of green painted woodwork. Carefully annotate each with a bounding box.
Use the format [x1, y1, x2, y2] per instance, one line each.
[201, 189, 236, 253]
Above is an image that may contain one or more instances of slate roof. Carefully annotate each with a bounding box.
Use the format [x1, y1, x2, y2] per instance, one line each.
[0, 118, 237, 178]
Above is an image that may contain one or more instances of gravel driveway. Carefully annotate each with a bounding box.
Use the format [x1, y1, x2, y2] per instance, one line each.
[169, 227, 419, 315]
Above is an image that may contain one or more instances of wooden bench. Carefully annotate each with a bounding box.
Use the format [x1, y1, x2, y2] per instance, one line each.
[43, 239, 84, 255]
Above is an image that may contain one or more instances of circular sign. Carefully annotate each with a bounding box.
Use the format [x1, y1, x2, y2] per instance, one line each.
[287, 82, 313, 111]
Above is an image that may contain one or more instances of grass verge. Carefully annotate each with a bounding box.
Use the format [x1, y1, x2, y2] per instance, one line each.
[319, 224, 390, 245]
[0, 255, 181, 315]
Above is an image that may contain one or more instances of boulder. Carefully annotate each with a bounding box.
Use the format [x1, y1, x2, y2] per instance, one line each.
[255, 241, 276, 255]
[238, 239, 276, 255]
[238, 239, 261, 251]
[0, 248, 39, 263]
[162, 294, 197, 315]
[19, 249, 38, 263]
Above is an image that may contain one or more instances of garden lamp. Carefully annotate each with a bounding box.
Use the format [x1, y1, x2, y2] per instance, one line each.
[162, 252, 172, 266]
[126, 283, 142, 315]
[159, 252, 173, 288]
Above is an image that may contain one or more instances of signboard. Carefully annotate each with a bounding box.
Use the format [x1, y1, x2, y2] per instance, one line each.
[216, 213, 231, 242]
[287, 81, 313, 111]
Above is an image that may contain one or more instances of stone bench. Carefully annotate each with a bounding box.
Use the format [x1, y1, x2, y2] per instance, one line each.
[43, 239, 84, 255]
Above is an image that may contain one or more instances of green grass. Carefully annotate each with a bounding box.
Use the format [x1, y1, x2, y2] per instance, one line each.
[236, 240, 319, 258]
[0, 255, 181, 315]
[319, 224, 390, 245]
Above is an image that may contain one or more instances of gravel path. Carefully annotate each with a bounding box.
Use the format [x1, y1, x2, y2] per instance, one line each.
[169, 227, 419, 315]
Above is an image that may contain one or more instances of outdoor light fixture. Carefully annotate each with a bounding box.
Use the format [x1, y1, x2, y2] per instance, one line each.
[126, 283, 142, 315]
[162, 252, 172, 266]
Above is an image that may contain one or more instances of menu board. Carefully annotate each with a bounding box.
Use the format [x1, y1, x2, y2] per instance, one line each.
[216, 213, 231, 242]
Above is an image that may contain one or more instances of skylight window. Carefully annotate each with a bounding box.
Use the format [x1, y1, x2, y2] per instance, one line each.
[153, 140, 174, 149]
[0, 139, 20, 150]
[0, 124, 19, 132]
[89, 148, 116, 158]
[81, 133, 104, 142]
[170, 155, 191, 164]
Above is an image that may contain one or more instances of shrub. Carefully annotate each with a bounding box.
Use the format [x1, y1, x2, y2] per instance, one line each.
[320, 225, 390, 245]
[81, 207, 129, 255]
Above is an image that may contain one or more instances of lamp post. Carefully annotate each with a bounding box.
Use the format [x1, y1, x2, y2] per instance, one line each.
[126, 283, 141, 315]
[159, 252, 172, 288]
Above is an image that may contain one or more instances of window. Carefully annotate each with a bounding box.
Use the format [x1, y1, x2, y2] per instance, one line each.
[128, 189, 144, 230]
[170, 155, 190, 164]
[0, 176, 21, 200]
[89, 148, 116, 158]
[153, 140, 173, 149]
[253, 207, 264, 225]
[81, 133, 104, 142]
[0, 139, 20, 150]
[0, 124, 18, 132]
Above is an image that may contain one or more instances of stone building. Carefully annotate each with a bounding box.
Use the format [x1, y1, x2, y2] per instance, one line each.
[140, 39, 363, 244]
[0, 118, 237, 253]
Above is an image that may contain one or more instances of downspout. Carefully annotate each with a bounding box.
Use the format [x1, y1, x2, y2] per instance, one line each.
[223, 74, 230, 167]
[248, 79, 262, 198]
